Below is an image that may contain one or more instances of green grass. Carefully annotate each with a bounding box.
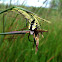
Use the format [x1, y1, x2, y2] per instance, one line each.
[0, 6, 62, 62]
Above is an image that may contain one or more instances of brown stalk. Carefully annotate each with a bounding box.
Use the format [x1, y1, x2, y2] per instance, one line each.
[47, 56, 55, 62]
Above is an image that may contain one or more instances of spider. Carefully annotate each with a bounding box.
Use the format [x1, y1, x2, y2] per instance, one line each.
[0, 6, 50, 53]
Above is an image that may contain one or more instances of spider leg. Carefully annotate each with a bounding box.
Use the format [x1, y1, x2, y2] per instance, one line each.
[16, 26, 28, 31]
[35, 34, 39, 54]
[26, 19, 28, 26]
[32, 33, 36, 48]
[41, 32, 44, 38]
[33, 33, 36, 45]
[28, 33, 31, 41]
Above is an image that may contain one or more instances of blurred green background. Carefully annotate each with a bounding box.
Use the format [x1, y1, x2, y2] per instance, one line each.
[0, 0, 62, 62]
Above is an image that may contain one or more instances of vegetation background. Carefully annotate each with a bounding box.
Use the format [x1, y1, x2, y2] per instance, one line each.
[0, 0, 62, 62]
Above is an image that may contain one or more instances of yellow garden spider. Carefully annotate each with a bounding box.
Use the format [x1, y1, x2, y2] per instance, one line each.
[0, 6, 51, 53]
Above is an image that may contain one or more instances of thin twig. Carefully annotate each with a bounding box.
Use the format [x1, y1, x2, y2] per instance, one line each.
[47, 56, 55, 62]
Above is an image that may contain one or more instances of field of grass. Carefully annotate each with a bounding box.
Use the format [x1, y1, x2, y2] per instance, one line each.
[0, 6, 62, 62]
